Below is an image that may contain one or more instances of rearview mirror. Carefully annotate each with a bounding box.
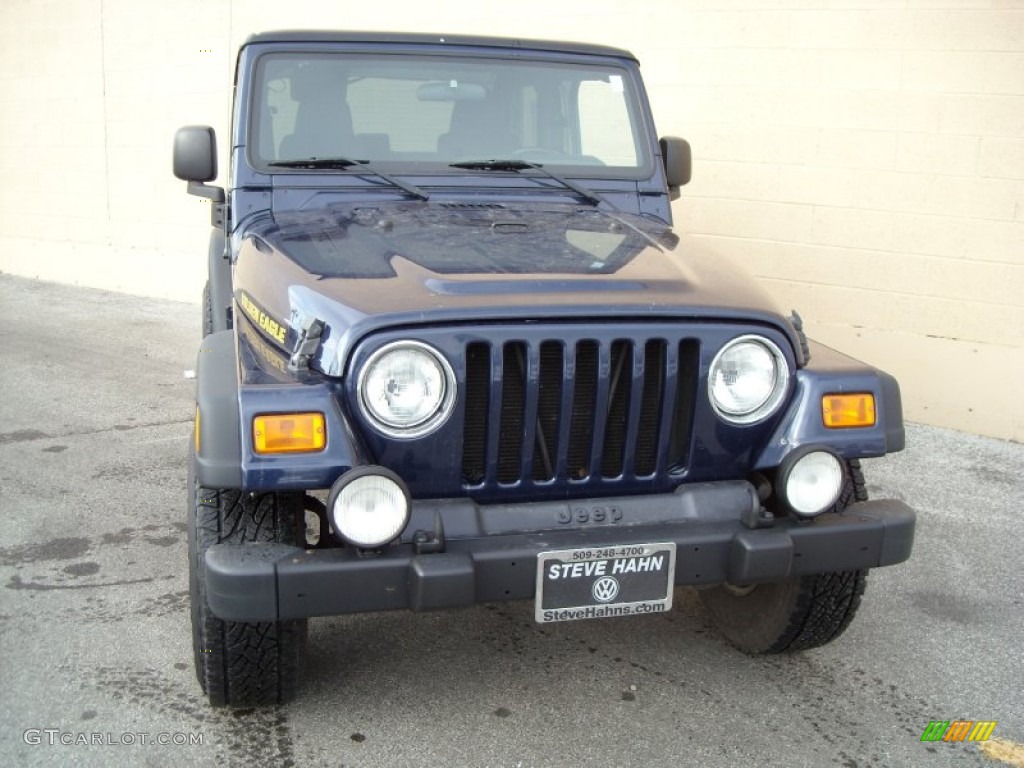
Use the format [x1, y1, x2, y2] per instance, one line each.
[174, 126, 217, 182]
[173, 126, 224, 204]
[660, 136, 692, 199]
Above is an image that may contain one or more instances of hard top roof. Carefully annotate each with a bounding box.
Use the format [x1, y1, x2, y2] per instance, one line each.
[243, 30, 637, 61]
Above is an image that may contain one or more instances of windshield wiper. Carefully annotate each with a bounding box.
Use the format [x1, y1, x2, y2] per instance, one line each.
[449, 160, 605, 207]
[268, 157, 429, 200]
[269, 157, 361, 170]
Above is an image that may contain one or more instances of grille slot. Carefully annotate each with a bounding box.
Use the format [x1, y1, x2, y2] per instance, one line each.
[567, 341, 598, 480]
[461, 334, 697, 489]
[668, 340, 700, 471]
[634, 340, 666, 476]
[496, 343, 526, 483]
[461, 342, 491, 485]
[600, 341, 633, 478]
[532, 342, 563, 481]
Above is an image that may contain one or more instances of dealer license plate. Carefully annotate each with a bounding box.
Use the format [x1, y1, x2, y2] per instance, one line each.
[535, 543, 676, 623]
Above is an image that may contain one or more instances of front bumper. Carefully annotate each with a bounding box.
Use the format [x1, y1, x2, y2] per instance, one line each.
[204, 481, 915, 622]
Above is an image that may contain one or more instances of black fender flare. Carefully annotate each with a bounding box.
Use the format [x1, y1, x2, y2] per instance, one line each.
[879, 370, 905, 453]
[195, 330, 242, 488]
[208, 228, 233, 333]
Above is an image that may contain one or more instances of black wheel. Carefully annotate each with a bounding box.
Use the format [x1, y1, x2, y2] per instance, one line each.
[188, 447, 305, 706]
[201, 281, 214, 338]
[699, 460, 869, 654]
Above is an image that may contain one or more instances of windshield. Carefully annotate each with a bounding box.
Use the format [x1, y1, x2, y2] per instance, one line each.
[250, 52, 650, 177]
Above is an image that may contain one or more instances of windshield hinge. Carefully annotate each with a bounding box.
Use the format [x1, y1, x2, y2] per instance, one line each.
[212, 202, 230, 229]
[288, 317, 326, 373]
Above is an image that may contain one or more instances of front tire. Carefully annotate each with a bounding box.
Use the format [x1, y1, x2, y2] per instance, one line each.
[188, 447, 305, 706]
[699, 460, 869, 654]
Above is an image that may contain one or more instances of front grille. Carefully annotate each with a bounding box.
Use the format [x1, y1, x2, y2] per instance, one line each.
[462, 335, 699, 489]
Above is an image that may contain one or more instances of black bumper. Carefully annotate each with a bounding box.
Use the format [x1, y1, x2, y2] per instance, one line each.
[203, 482, 915, 622]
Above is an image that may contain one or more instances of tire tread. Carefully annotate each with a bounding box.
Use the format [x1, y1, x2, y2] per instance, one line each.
[190, 461, 303, 707]
[699, 459, 870, 654]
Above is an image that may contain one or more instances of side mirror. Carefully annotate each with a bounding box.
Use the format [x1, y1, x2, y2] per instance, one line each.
[173, 126, 224, 203]
[660, 136, 691, 199]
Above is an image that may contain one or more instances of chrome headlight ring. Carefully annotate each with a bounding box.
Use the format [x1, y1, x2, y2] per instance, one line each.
[357, 340, 457, 439]
[708, 334, 790, 425]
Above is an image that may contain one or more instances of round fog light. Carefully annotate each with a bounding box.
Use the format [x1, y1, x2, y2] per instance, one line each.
[780, 450, 844, 517]
[328, 467, 410, 548]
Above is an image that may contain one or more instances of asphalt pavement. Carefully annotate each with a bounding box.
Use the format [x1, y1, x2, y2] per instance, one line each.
[0, 274, 1021, 768]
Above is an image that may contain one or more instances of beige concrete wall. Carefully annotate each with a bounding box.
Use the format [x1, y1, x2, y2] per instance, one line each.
[0, 0, 1021, 441]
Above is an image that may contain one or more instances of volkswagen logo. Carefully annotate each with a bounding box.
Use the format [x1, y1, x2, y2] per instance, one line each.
[592, 576, 620, 603]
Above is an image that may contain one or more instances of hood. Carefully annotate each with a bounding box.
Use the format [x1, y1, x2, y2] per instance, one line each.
[233, 202, 798, 376]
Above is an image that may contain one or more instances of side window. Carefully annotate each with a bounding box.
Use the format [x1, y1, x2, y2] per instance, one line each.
[577, 77, 638, 166]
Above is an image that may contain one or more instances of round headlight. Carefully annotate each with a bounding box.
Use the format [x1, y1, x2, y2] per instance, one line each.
[708, 335, 789, 424]
[780, 449, 844, 517]
[358, 341, 456, 438]
[328, 467, 411, 548]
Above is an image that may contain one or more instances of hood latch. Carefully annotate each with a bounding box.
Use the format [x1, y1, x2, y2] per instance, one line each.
[288, 317, 326, 373]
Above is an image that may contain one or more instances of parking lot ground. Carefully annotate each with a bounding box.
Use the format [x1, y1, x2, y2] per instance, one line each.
[0, 275, 1021, 767]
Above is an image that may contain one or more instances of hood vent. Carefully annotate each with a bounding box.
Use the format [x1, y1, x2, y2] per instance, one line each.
[438, 202, 507, 210]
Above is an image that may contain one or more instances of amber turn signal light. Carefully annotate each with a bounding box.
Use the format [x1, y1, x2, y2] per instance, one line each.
[253, 413, 326, 454]
[822, 394, 876, 428]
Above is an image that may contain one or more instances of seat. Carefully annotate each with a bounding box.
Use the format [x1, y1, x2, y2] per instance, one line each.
[437, 97, 518, 160]
[278, 98, 355, 160]
[278, 62, 355, 160]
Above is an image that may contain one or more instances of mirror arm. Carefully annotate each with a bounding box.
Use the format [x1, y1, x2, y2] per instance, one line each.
[187, 181, 226, 203]
[186, 182, 228, 227]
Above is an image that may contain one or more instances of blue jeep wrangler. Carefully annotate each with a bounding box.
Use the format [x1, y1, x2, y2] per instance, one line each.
[174, 31, 915, 707]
